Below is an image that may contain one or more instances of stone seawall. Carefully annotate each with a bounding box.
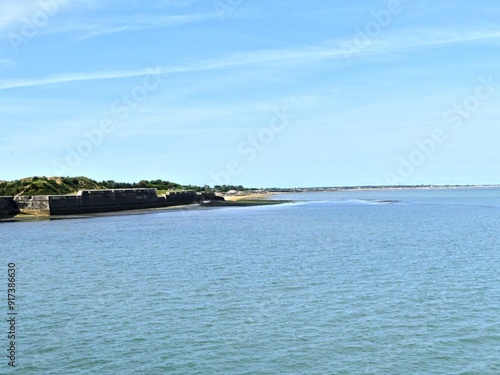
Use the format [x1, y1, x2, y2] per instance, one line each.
[10, 189, 220, 216]
[14, 196, 51, 216]
[0, 197, 20, 217]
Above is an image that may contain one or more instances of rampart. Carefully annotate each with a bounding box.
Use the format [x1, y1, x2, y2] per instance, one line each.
[0, 197, 20, 218]
[10, 189, 221, 216]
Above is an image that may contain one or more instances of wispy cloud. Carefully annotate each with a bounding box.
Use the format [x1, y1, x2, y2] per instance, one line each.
[68, 14, 212, 43]
[81, 0, 209, 11]
[0, 68, 164, 90]
[387, 28, 500, 49]
[0, 0, 40, 31]
[1, 28, 500, 90]
[0, 0, 211, 42]
[0, 0, 94, 32]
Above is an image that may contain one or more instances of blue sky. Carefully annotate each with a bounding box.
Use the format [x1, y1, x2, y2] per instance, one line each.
[1, 0, 499, 187]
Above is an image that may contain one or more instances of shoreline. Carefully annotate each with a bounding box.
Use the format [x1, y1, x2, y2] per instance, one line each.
[0, 203, 202, 223]
[222, 192, 277, 201]
[0, 195, 287, 223]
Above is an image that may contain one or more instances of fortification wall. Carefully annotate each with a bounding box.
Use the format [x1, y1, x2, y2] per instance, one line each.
[166, 190, 198, 203]
[14, 196, 51, 215]
[0, 197, 20, 217]
[49, 189, 166, 215]
[10, 189, 222, 216]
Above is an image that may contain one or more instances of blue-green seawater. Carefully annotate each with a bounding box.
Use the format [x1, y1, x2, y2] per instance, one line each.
[1, 188, 500, 374]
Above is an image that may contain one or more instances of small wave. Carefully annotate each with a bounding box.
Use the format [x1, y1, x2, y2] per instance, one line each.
[334, 199, 401, 205]
[373, 199, 400, 204]
[266, 199, 403, 207]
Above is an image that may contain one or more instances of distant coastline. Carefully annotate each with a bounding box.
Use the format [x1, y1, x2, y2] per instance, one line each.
[261, 184, 500, 193]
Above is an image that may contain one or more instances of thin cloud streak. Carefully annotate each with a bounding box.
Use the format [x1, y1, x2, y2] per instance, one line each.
[0, 0, 211, 40]
[0, 0, 90, 32]
[66, 14, 213, 43]
[0, 0, 40, 31]
[1, 28, 499, 90]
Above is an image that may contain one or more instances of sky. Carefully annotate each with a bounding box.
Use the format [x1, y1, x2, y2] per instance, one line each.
[1, 0, 499, 187]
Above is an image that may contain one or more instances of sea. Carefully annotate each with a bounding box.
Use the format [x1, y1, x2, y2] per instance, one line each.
[1, 188, 499, 374]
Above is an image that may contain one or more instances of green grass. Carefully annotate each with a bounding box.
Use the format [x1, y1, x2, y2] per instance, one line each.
[0, 177, 104, 196]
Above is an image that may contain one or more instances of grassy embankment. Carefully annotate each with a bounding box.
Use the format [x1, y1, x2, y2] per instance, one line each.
[0, 177, 200, 197]
[0, 177, 103, 196]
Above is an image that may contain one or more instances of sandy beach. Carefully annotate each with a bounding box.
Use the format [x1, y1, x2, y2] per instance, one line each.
[222, 192, 276, 201]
